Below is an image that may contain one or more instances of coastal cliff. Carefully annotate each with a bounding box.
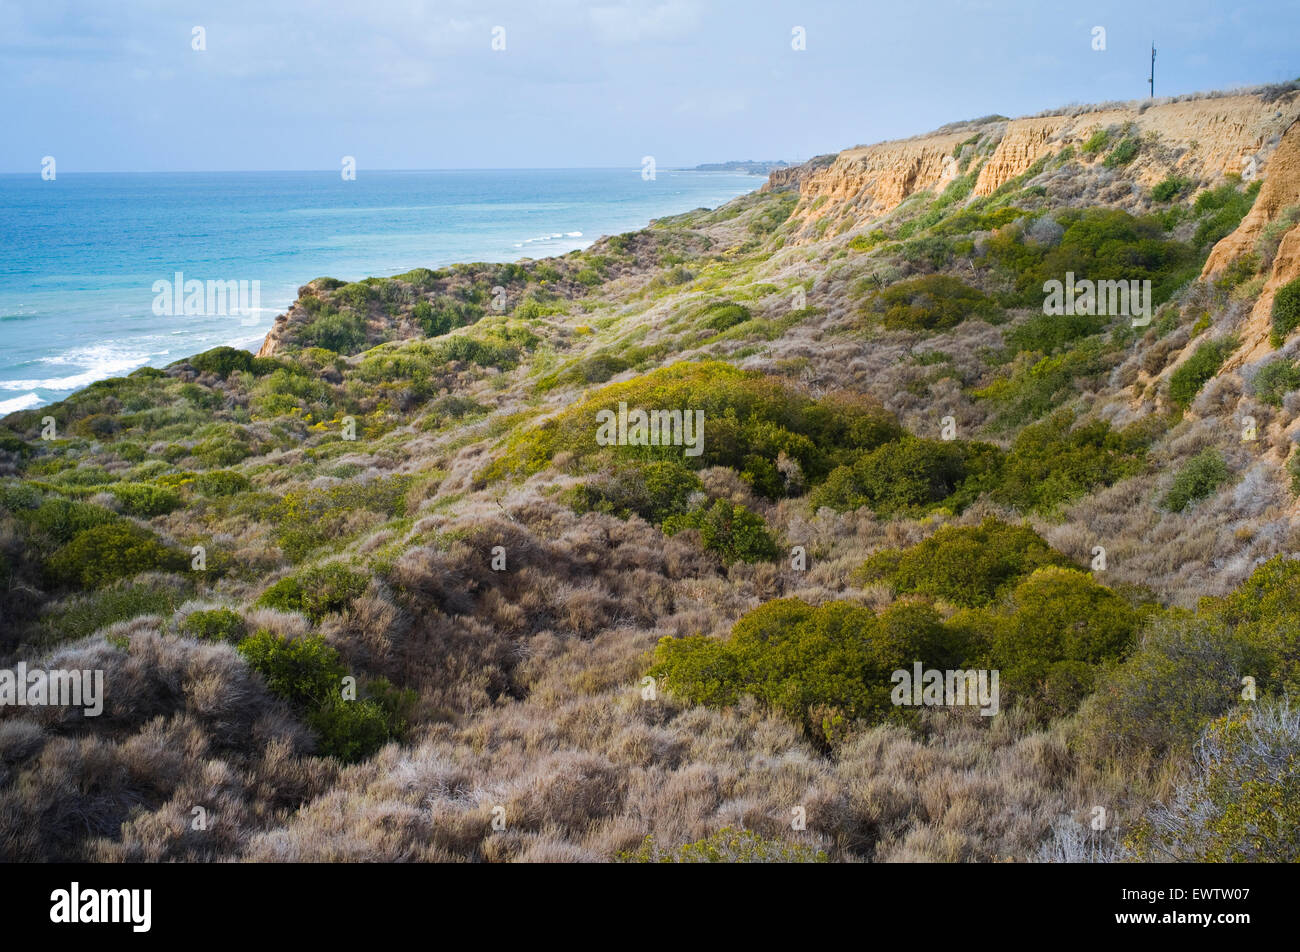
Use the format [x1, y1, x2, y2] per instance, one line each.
[772, 92, 1300, 242]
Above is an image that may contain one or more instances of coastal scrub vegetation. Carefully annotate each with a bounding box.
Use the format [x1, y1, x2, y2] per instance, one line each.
[2, 92, 1298, 862]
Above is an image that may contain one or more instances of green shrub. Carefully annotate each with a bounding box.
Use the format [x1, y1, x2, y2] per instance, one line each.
[307, 697, 394, 761]
[109, 482, 183, 517]
[257, 563, 370, 622]
[29, 577, 190, 646]
[71, 413, 121, 440]
[0, 481, 42, 511]
[513, 297, 562, 322]
[482, 362, 902, 498]
[47, 522, 188, 588]
[1103, 137, 1140, 168]
[19, 497, 118, 546]
[1127, 700, 1300, 862]
[1193, 181, 1260, 248]
[251, 365, 334, 416]
[617, 827, 827, 863]
[46, 465, 115, 487]
[1201, 554, 1300, 694]
[562, 353, 632, 386]
[929, 205, 1026, 238]
[193, 470, 251, 496]
[392, 267, 440, 290]
[1218, 252, 1261, 291]
[858, 518, 1073, 607]
[189, 346, 255, 377]
[412, 298, 483, 337]
[1252, 357, 1300, 406]
[1168, 337, 1235, 409]
[270, 477, 411, 560]
[662, 499, 779, 565]
[237, 629, 345, 707]
[1152, 176, 1193, 202]
[1163, 449, 1231, 512]
[650, 598, 961, 741]
[310, 678, 417, 762]
[179, 607, 247, 643]
[563, 459, 702, 524]
[934, 170, 977, 209]
[493, 262, 528, 286]
[1077, 612, 1250, 758]
[848, 231, 886, 251]
[333, 282, 375, 310]
[985, 207, 1199, 308]
[179, 382, 222, 409]
[1005, 311, 1109, 355]
[1081, 129, 1110, 155]
[700, 301, 752, 332]
[808, 437, 1001, 515]
[0, 433, 33, 457]
[301, 309, 367, 354]
[748, 192, 799, 236]
[986, 567, 1141, 715]
[434, 335, 510, 368]
[191, 427, 256, 467]
[378, 324, 537, 372]
[1270, 277, 1300, 345]
[897, 235, 954, 270]
[863, 274, 1001, 331]
[237, 630, 411, 762]
[992, 412, 1148, 513]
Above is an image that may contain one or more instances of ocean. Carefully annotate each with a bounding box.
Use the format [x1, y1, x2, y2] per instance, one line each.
[0, 168, 760, 413]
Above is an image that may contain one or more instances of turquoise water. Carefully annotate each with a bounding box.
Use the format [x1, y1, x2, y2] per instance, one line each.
[0, 169, 759, 412]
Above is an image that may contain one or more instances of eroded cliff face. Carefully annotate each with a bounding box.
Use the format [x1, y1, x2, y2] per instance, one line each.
[761, 153, 836, 192]
[783, 131, 971, 217]
[1196, 119, 1300, 372]
[776, 92, 1300, 242]
[972, 117, 1062, 197]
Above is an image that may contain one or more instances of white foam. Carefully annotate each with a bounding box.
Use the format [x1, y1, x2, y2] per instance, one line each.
[518, 230, 586, 246]
[0, 392, 41, 414]
[0, 342, 160, 391]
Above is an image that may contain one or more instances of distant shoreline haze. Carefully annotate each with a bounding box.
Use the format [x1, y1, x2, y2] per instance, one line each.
[1, 166, 779, 176]
[0, 168, 759, 411]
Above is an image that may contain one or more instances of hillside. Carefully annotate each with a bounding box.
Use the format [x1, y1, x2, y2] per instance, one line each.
[4, 81, 1300, 863]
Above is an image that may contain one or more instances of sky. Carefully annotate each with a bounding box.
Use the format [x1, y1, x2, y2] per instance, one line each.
[1, 0, 1297, 173]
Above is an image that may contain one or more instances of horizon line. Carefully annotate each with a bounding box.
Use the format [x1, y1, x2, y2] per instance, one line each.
[0, 164, 788, 177]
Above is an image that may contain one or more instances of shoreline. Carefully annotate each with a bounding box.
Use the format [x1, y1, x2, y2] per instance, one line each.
[0, 171, 763, 415]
